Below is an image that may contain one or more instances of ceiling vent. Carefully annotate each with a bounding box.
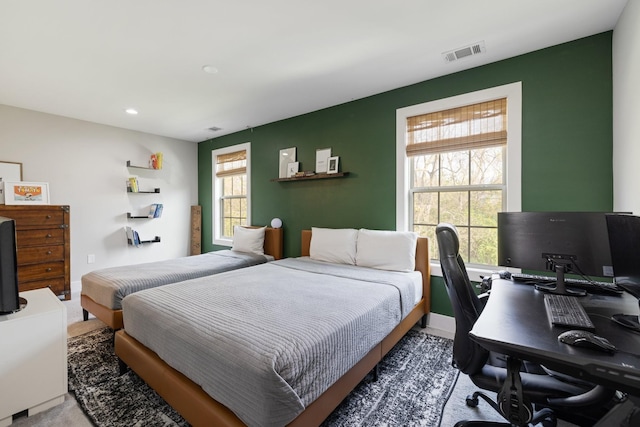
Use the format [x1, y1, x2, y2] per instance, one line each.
[442, 41, 486, 63]
[207, 126, 223, 132]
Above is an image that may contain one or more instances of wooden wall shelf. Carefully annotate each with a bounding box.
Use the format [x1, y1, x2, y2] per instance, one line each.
[271, 172, 349, 182]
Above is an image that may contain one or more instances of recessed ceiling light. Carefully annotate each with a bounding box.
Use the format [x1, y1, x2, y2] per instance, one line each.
[202, 65, 219, 74]
[125, 108, 138, 115]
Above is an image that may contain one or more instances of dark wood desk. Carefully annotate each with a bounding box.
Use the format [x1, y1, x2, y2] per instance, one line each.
[470, 278, 640, 396]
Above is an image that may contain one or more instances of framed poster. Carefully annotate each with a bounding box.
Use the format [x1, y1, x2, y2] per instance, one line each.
[327, 156, 339, 174]
[315, 148, 331, 174]
[279, 147, 296, 178]
[3, 181, 50, 205]
[287, 161, 299, 178]
[0, 161, 23, 204]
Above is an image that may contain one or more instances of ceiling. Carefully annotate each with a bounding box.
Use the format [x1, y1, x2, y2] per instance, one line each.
[0, 0, 628, 143]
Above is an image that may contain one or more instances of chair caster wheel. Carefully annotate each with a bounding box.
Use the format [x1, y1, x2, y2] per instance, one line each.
[466, 394, 479, 407]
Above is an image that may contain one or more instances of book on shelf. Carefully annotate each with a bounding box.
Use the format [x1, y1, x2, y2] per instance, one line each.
[125, 226, 141, 246]
[154, 203, 163, 218]
[148, 203, 163, 218]
[127, 176, 139, 192]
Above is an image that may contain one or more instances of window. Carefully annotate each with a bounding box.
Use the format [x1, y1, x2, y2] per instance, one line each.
[212, 143, 251, 246]
[396, 83, 521, 272]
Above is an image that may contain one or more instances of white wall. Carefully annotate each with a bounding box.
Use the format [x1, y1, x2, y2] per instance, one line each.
[0, 104, 198, 283]
[612, 0, 640, 214]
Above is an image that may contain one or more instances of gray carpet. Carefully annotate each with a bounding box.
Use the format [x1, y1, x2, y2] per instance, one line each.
[66, 327, 459, 426]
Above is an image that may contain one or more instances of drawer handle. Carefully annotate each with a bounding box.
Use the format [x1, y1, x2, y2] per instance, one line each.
[46, 215, 52, 219]
[46, 268, 52, 272]
[47, 250, 52, 255]
[46, 233, 52, 238]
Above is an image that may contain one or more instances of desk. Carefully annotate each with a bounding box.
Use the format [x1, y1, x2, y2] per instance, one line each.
[470, 278, 640, 396]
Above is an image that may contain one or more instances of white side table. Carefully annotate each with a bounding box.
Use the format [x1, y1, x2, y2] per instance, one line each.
[0, 288, 67, 426]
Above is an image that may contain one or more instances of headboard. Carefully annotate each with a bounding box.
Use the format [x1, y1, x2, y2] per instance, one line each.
[300, 229, 430, 312]
[263, 227, 283, 260]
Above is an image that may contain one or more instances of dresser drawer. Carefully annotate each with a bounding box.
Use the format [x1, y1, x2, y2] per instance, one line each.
[17, 245, 64, 265]
[16, 229, 65, 247]
[18, 261, 65, 283]
[0, 208, 65, 228]
[19, 277, 66, 297]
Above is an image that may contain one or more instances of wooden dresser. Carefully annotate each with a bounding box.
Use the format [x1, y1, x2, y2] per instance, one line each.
[0, 205, 70, 300]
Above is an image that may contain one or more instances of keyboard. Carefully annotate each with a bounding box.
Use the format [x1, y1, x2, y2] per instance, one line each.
[511, 273, 623, 295]
[544, 294, 595, 330]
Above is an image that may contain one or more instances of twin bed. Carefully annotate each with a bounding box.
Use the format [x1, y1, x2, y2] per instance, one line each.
[81, 226, 283, 330]
[114, 228, 431, 426]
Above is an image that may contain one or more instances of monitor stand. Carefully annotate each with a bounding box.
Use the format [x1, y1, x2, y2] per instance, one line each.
[534, 263, 587, 296]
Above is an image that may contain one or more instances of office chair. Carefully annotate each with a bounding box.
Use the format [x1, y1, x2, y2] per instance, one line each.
[435, 223, 617, 427]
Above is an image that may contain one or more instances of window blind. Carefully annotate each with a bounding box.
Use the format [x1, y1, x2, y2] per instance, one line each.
[406, 98, 507, 156]
[216, 150, 247, 177]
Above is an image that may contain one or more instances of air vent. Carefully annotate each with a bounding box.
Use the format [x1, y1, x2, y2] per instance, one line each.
[442, 41, 486, 63]
[207, 126, 223, 132]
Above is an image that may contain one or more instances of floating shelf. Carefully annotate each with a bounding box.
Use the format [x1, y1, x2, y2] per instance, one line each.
[126, 160, 161, 170]
[271, 172, 350, 182]
[127, 213, 155, 219]
[127, 188, 161, 193]
[127, 236, 161, 245]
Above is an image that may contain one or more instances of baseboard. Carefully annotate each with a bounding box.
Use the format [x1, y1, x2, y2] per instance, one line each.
[425, 313, 455, 339]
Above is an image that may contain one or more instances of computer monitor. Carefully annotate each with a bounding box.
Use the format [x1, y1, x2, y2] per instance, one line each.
[606, 214, 640, 330]
[606, 214, 640, 296]
[498, 212, 614, 296]
[0, 216, 21, 314]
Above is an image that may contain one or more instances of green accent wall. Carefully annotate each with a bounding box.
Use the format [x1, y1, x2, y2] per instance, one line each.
[198, 32, 613, 316]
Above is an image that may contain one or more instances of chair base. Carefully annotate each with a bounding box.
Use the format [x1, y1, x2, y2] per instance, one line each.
[454, 391, 557, 427]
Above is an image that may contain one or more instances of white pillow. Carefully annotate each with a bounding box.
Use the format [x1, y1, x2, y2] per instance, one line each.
[356, 229, 418, 272]
[231, 226, 265, 255]
[309, 227, 358, 265]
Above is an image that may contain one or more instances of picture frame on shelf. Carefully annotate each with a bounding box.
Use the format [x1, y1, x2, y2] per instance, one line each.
[315, 148, 331, 174]
[0, 161, 23, 204]
[327, 156, 339, 174]
[279, 147, 296, 178]
[3, 181, 50, 205]
[287, 161, 300, 178]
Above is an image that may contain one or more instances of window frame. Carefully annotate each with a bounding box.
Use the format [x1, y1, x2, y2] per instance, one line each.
[211, 142, 251, 247]
[396, 83, 522, 281]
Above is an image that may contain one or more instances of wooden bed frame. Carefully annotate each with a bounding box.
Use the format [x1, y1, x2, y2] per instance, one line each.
[82, 226, 283, 330]
[115, 230, 431, 426]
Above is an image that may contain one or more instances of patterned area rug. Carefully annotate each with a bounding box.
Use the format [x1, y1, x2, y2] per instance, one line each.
[68, 327, 458, 426]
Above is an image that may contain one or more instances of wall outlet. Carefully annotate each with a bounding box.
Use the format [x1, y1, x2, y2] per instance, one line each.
[87, 254, 95, 264]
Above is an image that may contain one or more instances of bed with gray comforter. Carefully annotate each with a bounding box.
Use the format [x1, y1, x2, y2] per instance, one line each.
[122, 257, 420, 427]
[82, 250, 270, 310]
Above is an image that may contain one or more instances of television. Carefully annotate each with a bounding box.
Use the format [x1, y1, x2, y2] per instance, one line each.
[497, 212, 614, 296]
[0, 216, 22, 314]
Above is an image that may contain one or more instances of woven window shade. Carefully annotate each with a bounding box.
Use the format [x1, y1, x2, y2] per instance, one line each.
[216, 150, 247, 177]
[406, 98, 507, 156]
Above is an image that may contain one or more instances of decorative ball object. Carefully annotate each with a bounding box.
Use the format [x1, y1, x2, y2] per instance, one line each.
[270, 218, 283, 229]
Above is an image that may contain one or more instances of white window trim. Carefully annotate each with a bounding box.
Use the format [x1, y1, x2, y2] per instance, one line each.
[211, 142, 251, 247]
[395, 82, 522, 281]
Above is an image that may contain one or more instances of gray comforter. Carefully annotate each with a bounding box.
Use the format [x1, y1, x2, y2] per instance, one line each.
[81, 250, 269, 309]
[122, 257, 419, 427]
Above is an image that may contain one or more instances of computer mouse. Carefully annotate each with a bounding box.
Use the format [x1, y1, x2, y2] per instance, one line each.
[558, 330, 617, 353]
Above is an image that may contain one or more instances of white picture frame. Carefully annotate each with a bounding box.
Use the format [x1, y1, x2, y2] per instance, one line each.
[0, 161, 23, 204]
[287, 161, 299, 178]
[279, 147, 296, 178]
[327, 156, 339, 174]
[315, 148, 331, 174]
[3, 181, 50, 205]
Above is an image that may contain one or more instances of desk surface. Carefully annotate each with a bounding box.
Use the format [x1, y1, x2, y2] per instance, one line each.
[470, 278, 640, 396]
